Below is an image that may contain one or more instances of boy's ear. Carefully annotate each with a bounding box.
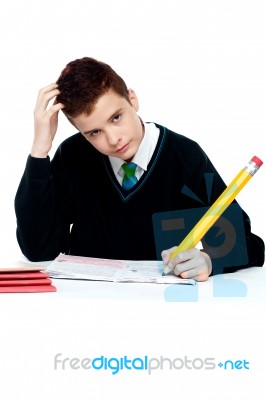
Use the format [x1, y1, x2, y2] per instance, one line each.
[128, 89, 139, 111]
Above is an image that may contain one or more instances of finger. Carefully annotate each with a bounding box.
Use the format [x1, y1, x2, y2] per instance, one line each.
[169, 249, 196, 274]
[176, 267, 199, 279]
[36, 84, 59, 102]
[173, 261, 190, 276]
[39, 83, 59, 93]
[38, 89, 60, 108]
[35, 84, 60, 111]
[173, 249, 211, 276]
[178, 267, 210, 282]
[171, 248, 198, 264]
[46, 102, 65, 117]
[161, 246, 177, 265]
[35, 102, 64, 124]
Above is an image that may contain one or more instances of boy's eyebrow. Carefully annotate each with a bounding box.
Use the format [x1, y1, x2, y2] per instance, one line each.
[83, 108, 123, 135]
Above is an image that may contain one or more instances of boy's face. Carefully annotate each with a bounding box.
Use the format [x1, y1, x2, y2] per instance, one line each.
[71, 89, 144, 162]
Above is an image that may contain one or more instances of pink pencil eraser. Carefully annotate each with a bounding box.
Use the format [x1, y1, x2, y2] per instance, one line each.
[251, 156, 263, 167]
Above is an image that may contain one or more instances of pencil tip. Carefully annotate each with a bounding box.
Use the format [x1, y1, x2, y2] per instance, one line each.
[162, 266, 171, 276]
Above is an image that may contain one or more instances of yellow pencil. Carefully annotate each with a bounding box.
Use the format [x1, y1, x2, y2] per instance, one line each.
[163, 156, 263, 275]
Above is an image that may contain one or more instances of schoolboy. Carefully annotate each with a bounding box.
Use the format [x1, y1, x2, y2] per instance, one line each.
[14, 57, 265, 281]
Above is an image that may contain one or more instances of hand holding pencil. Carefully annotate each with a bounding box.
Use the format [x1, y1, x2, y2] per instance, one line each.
[162, 156, 263, 279]
[162, 246, 212, 281]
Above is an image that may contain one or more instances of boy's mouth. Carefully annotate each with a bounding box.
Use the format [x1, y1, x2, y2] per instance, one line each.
[116, 143, 129, 154]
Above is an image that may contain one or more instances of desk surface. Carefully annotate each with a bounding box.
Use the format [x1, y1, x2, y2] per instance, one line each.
[1, 256, 265, 302]
[51, 266, 266, 302]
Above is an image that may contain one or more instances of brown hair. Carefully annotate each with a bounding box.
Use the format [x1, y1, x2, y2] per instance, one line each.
[56, 57, 130, 118]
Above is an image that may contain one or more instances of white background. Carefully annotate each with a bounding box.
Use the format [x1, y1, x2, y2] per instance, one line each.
[0, 0, 265, 398]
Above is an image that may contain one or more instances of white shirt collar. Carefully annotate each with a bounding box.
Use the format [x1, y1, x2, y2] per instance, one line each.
[109, 122, 159, 176]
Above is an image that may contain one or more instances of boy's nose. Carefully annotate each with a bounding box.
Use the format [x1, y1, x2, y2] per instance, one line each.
[106, 130, 121, 145]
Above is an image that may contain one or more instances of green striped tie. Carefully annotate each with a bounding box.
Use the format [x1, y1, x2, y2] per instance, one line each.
[122, 162, 138, 190]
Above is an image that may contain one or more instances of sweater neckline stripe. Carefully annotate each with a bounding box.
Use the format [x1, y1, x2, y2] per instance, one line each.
[102, 126, 167, 202]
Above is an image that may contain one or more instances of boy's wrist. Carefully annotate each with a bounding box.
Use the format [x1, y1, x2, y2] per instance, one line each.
[31, 145, 49, 158]
[30, 151, 49, 158]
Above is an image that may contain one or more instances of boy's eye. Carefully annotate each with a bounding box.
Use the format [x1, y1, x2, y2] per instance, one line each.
[90, 129, 101, 136]
[113, 114, 121, 122]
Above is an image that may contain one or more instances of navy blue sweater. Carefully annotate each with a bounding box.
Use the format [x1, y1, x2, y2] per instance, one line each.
[15, 123, 264, 273]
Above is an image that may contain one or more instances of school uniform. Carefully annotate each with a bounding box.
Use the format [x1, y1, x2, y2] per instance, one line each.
[15, 122, 264, 274]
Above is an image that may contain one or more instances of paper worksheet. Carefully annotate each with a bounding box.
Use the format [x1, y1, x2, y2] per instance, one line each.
[46, 253, 196, 285]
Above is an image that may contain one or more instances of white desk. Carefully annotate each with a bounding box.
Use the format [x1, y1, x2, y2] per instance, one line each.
[49, 266, 266, 302]
[1, 260, 265, 302]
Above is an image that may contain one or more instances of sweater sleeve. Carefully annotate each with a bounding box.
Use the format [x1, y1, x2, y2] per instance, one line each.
[14, 152, 73, 261]
[205, 208, 265, 276]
